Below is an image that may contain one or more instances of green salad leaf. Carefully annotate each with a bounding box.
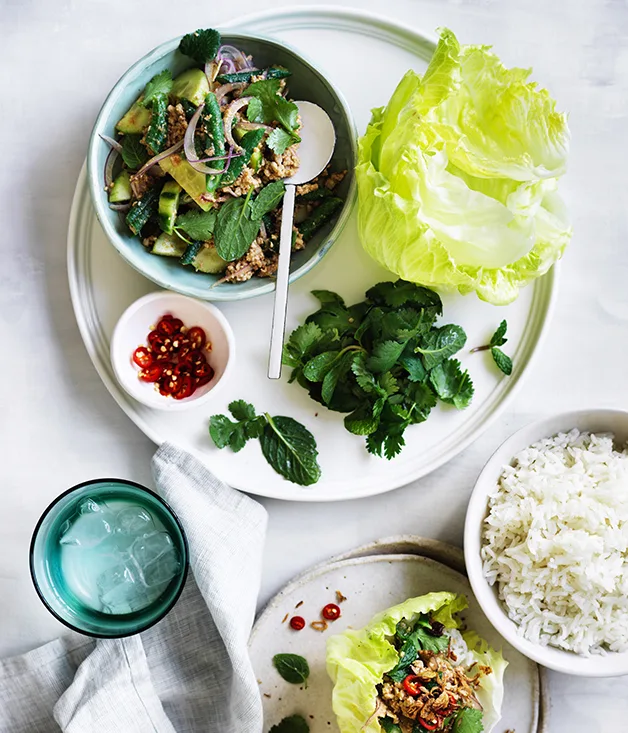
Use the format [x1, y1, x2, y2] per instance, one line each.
[120, 134, 148, 170]
[179, 28, 221, 64]
[283, 280, 472, 459]
[273, 653, 310, 686]
[142, 70, 173, 106]
[452, 708, 484, 733]
[356, 28, 571, 305]
[326, 594, 507, 733]
[269, 715, 310, 733]
[209, 401, 321, 486]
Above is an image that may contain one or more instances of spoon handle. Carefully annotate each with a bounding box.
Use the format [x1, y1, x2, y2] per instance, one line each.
[268, 183, 296, 379]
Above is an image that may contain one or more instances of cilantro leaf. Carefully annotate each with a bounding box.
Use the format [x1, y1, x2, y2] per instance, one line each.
[175, 209, 217, 241]
[404, 382, 438, 423]
[305, 293, 357, 335]
[490, 319, 508, 347]
[321, 351, 355, 405]
[416, 325, 467, 369]
[379, 718, 402, 733]
[452, 708, 484, 733]
[179, 28, 221, 64]
[269, 715, 310, 733]
[208, 414, 239, 449]
[491, 347, 513, 375]
[246, 79, 300, 135]
[367, 340, 405, 373]
[250, 181, 286, 220]
[282, 322, 323, 369]
[120, 134, 148, 170]
[429, 359, 474, 409]
[142, 70, 173, 107]
[267, 127, 301, 155]
[214, 191, 260, 261]
[344, 398, 385, 436]
[228, 400, 257, 422]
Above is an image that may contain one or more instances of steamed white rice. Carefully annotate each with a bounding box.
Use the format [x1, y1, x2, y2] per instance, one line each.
[482, 429, 628, 656]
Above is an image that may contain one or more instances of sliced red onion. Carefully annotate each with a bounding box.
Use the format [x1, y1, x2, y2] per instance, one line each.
[215, 82, 246, 105]
[204, 60, 220, 89]
[109, 202, 131, 212]
[193, 150, 243, 164]
[135, 139, 184, 179]
[217, 56, 236, 75]
[259, 219, 267, 239]
[223, 96, 252, 152]
[218, 44, 252, 71]
[104, 147, 119, 189]
[100, 134, 123, 153]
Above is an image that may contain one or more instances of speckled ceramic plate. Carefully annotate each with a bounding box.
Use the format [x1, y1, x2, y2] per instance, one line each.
[249, 536, 546, 733]
[68, 7, 558, 501]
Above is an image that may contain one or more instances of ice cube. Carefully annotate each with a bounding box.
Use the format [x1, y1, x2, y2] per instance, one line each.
[59, 499, 114, 548]
[115, 506, 154, 535]
[97, 562, 149, 614]
[129, 532, 180, 588]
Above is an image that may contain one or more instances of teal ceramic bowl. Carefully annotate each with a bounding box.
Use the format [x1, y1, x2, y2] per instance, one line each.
[87, 32, 356, 301]
[30, 479, 189, 638]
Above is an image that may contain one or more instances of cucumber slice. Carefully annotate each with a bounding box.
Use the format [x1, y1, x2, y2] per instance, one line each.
[158, 180, 181, 234]
[171, 69, 210, 106]
[159, 156, 213, 211]
[150, 232, 187, 257]
[125, 185, 161, 236]
[109, 170, 132, 203]
[116, 97, 152, 134]
[192, 244, 227, 274]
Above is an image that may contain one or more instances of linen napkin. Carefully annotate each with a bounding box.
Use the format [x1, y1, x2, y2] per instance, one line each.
[0, 443, 267, 733]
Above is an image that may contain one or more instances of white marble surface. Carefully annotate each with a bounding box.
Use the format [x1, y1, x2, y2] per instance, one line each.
[1, 0, 627, 730]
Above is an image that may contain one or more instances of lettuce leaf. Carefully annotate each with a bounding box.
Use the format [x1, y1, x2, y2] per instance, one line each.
[326, 593, 506, 733]
[356, 28, 571, 305]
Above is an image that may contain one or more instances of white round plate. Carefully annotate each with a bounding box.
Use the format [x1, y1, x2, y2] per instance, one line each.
[249, 547, 542, 732]
[68, 7, 557, 501]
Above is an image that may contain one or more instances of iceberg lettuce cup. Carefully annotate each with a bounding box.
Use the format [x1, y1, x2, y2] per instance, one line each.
[326, 592, 507, 733]
[356, 29, 571, 305]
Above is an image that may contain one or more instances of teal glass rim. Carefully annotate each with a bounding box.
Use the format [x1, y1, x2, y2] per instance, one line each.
[29, 478, 189, 639]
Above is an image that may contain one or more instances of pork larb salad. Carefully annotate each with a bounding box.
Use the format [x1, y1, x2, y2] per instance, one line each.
[326, 593, 507, 733]
[101, 28, 345, 283]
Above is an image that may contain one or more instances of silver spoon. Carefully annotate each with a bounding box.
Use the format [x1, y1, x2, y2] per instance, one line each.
[267, 101, 336, 379]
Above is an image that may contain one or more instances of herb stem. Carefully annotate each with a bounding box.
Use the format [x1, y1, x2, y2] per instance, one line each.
[469, 344, 491, 353]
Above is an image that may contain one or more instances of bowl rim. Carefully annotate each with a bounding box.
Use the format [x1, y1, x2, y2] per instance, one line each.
[86, 29, 358, 302]
[29, 478, 190, 639]
[109, 291, 236, 411]
[464, 408, 628, 676]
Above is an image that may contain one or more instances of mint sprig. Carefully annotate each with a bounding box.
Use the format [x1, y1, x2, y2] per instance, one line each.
[470, 320, 513, 375]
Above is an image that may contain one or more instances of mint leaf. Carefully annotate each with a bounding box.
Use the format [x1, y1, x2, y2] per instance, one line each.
[490, 319, 508, 347]
[267, 127, 300, 155]
[228, 400, 257, 422]
[250, 181, 286, 220]
[429, 359, 474, 409]
[142, 70, 173, 106]
[321, 351, 355, 405]
[416, 325, 467, 369]
[366, 280, 443, 313]
[400, 354, 426, 382]
[344, 398, 385, 435]
[260, 416, 321, 486]
[452, 707, 484, 733]
[175, 209, 217, 241]
[269, 715, 310, 733]
[272, 653, 310, 686]
[121, 134, 148, 170]
[179, 28, 221, 64]
[214, 191, 260, 261]
[303, 350, 340, 382]
[491, 347, 513, 375]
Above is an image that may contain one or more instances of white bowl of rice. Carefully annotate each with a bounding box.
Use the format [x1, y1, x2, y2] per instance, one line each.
[464, 409, 628, 676]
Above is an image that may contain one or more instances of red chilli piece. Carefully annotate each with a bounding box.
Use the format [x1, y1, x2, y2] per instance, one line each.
[157, 316, 183, 336]
[289, 616, 306, 631]
[322, 603, 341, 621]
[173, 374, 194, 400]
[193, 362, 214, 381]
[138, 364, 163, 383]
[187, 326, 206, 350]
[132, 346, 153, 369]
[147, 330, 162, 348]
